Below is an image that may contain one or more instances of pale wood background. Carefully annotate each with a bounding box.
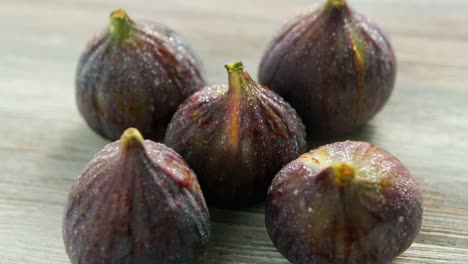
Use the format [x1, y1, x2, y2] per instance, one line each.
[1, 0, 468, 263]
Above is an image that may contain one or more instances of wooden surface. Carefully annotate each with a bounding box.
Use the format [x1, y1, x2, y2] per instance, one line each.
[1, 0, 468, 263]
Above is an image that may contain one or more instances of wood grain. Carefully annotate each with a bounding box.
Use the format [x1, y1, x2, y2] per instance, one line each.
[1, 0, 467, 263]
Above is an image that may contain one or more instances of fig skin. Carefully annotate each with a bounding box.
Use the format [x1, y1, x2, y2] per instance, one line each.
[63, 128, 210, 264]
[165, 62, 307, 207]
[76, 9, 205, 141]
[266, 141, 422, 264]
[258, 0, 396, 138]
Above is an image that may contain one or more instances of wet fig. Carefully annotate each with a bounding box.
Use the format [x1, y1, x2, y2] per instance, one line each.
[165, 62, 307, 207]
[259, 0, 396, 138]
[266, 141, 422, 264]
[63, 128, 210, 264]
[76, 9, 205, 141]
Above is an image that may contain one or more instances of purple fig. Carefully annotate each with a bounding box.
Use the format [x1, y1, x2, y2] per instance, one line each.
[259, 0, 396, 138]
[63, 128, 210, 264]
[165, 62, 307, 207]
[266, 141, 422, 264]
[76, 9, 205, 141]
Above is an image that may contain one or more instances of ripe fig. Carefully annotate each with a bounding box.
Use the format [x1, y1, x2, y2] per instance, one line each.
[165, 62, 307, 207]
[259, 0, 396, 138]
[76, 9, 205, 141]
[63, 128, 210, 264]
[266, 141, 422, 264]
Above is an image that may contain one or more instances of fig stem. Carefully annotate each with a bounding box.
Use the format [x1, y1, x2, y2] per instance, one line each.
[332, 162, 355, 186]
[225, 61, 245, 73]
[327, 0, 346, 8]
[109, 8, 133, 42]
[225, 61, 247, 93]
[120, 128, 144, 150]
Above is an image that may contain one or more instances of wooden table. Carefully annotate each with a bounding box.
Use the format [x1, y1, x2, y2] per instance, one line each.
[1, 0, 467, 263]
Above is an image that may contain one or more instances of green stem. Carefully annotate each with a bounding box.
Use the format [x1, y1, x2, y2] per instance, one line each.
[332, 162, 355, 186]
[109, 8, 133, 42]
[326, 0, 347, 9]
[225, 61, 247, 93]
[120, 128, 144, 151]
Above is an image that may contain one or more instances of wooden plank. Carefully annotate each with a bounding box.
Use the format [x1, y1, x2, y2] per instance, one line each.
[0, 0, 467, 263]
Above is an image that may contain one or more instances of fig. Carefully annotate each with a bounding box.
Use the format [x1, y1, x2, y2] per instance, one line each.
[165, 62, 307, 207]
[258, 0, 396, 138]
[266, 141, 422, 264]
[76, 9, 205, 141]
[63, 128, 210, 264]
